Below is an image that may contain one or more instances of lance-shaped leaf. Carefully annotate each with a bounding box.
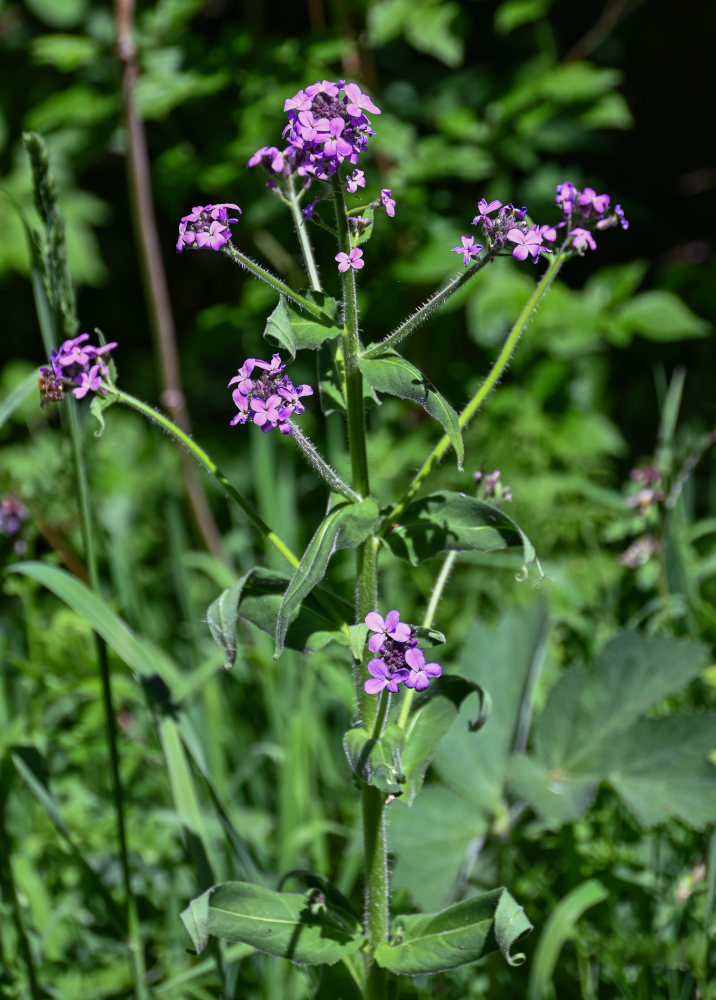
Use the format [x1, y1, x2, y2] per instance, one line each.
[508, 632, 714, 829]
[181, 881, 365, 966]
[374, 888, 532, 974]
[207, 567, 352, 667]
[275, 498, 379, 655]
[318, 341, 380, 417]
[263, 293, 341, 358]
[343, 726, 406, 796]
[358, 350, 464, 467]
[384, 491, 535, 576]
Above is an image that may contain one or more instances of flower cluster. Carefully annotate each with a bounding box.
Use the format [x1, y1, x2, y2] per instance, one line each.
[39, 333, 116, 404]
[475, 469, 512, 503]
[248, 80, 380, 183]
[0, 494, 28, 556]
[229, 353, 313, 434]
[363, 610, 442, 694]
[452, 182, 628, 267]
[176, 203, 241, 254]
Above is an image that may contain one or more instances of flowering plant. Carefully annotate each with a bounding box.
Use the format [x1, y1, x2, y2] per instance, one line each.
[24, 78, 631, 998]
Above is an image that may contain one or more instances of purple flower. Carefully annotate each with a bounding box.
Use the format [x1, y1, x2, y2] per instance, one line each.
[336, 248, 364, 272]
[505, 227, 546, 261]
[451, 235, 482, 267]
[365, 610, 412, 653]
[343, 83, 381, 117]
[404, 647, 442, 691]
[556, 182, 577, 214]
[346, 169, 366, 193]
[0, 495, 28, 537]
[177, 202, 240, 253]
[569, 227, 597, 252]
[248, 146, 286, 173]
[73, 364, 103, 399]
[578, 187, 610, 216]
[380, 189, 396, 218]
[615, 204, 629, 230]
[364, 659, 409, 695]
[229, 354, 312, 433]
[472, 197, 502, 226]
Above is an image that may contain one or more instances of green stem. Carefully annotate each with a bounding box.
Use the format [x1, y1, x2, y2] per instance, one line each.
[382, 249, 569, 532]
[66, 400, 148, 1000]
[109, 387, 299, 568]
[361, 255, 493, 359]
[397, 550, 458, 730]
[290, 423, 361, 502]
[361, 785, 388, 1000]
[287, 175, 322, 292]
[221, 243, 326, 319]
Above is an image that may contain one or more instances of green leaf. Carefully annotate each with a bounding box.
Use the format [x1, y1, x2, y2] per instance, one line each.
[264, 294, 341, 358]
[374, 888, 532, 974]
[0, 368, 40, 430]
[343, 727, 406, 796]
[358, 351, 464, 467]
[614, 290, 710, 342]
[384, 491, 536, 576]
[275, 499, 379, 655]
[494, 0, 550, 34]
[527, 880, 608, 1000]
[181, 882, 365, 965]
[89, 390, 118, 437]
[399, 675, 490, 804]
[207, 567, 352, 667]
[351, 208, 374, 247]
[348, 623, 369, 661]
[509, 632, 715, 828]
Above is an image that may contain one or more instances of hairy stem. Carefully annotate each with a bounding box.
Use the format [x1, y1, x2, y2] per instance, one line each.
[222, 244, 328, 319]
[383, 249, 569, 532]
[287, 175, 323, 292]
[290, 423, 361, 502]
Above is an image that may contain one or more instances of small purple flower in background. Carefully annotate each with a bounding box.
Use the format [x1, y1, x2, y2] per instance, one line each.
[506, 227, 547, 262]
[336, 248, 364, 272]
[39, 333, 117, 405]
[569, 227, 597, 252]
[228, 353, 312, 434]
[0, 495, 28, 537]
[615, 205, 629, 230]
[365, 659, 409, 695]
[176, 203, 241, 254]
[346, 169, 366, 194]
[380, 189, 396, 218]
[475, 469, 512, 503]
[365, 610, 411, 652]
[404, 648, 442, 691]
[619, 534, 660, 568]
[452, 235, 482, 267]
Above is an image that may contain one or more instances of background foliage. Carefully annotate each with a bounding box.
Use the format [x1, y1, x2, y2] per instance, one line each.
[1, 0, 715, 997]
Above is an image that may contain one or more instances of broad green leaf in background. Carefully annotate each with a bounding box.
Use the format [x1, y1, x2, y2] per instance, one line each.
[509, 632, 715, 828]
[275, 498, 379, 654]
[358, 351, 464, 467]
[383, 491, 536, 577]
[263, 294, 342, 358]
[0, 368, 40, 430]
[181, 882, 365, 965]
[207, 567, 352, 667]
[612, 290, 710, 342]
[374, 888, 532, 974]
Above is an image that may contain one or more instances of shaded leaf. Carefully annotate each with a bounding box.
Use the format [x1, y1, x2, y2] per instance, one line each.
[384, 491, 535, 576]
[358, 351, 463, 467]
[264, 294, 341, 359]
[207, 567, 352, 667]
[613, 290, 709, 342]
[343, 727, 406, 796]
[181, 882, 364, 965]
[275, 499, 379, 655]
[374, 888, 532, 974]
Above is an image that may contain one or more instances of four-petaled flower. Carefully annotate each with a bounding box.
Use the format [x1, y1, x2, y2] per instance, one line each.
[365, 659, 409, 694]
[472, 197, 502, 226]
[336, 248, 364, 272]
[365, 610, 411, 652]
[346, 169, 366, 193]
[578, 187, 610, 216]
[451, 235, 482, 267]
[73, 364, 103, 399]
[506, 227, 547, 261]
[404, 648, 442, 691]
[569, 227, 597, 252]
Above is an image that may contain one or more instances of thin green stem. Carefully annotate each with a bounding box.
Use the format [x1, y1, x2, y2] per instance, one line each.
[370, 688, 391, 740]
[382, 249, 570, 533]
[397, 550, 458, 730]
[221, 243, 326, 319]
[361, 255, 493, 359]
[290, 423, 361, 502]
[66, 400, 148, 1000]
[109, 387, 299, 568]
[287, 175, 322, 292]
